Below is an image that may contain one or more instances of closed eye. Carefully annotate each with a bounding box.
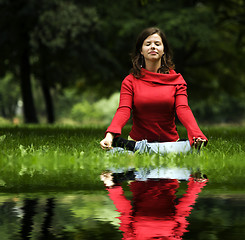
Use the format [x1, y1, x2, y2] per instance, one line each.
[145, 41, 161, 46]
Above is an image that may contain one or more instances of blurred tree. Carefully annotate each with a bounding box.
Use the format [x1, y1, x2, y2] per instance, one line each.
[0, 0, 101, 123]
[0, 0, 39, 123]
[31, 0, 100, 123]
[0, 0, 244, 123]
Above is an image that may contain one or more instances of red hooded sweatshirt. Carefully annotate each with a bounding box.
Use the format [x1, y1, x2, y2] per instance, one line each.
[106, 68, 207, 146]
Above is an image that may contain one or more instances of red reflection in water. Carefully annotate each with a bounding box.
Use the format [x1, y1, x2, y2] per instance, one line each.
[106, 177, 207, 240]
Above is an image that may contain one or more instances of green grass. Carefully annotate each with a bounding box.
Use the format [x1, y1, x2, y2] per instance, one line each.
[0, 124, 244, 192]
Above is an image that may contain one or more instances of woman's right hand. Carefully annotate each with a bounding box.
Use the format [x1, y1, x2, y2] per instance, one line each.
[193, 137, 207, 149]
[100, 132, 115, 150]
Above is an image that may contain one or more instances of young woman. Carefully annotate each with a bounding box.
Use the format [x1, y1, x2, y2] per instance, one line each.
[100, 27, 207, 154]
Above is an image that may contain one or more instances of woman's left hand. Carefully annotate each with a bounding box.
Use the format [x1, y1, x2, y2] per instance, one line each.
[193, 137, 207, 149]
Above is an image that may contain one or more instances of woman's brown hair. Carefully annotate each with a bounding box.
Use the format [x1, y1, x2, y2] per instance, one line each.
[130, 27, 175, 78]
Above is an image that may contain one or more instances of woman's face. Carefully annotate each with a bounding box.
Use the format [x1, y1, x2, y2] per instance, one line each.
[141, 33, 164, 63]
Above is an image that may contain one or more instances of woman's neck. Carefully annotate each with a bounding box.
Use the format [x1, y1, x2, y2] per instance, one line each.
[144, 61, 161, 73]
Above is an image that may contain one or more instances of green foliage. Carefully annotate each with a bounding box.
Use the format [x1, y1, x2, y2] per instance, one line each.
[54, 89, 120, 125]
[0, 125, 244, 192]
[0, 73, 20, 119]
[70, 92, 120, 124]
[32, 2, 98, 49]
[0, 0, 245, 123]
[94, 92, 120, 125]
[71, 100, 101, 123]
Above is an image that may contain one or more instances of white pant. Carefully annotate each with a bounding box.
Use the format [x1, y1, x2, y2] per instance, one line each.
[108, 140, 191, 155]
[135, 139, 191, 155]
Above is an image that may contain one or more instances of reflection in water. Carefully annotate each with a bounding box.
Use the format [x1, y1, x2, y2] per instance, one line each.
[101, 168, 208, 239]
[0, 192, 123, 240]
[20, 199, 38, 239]
[41, 198, 55, 239]
[15, 198, 56, 239]
[1, 170, 245, 239]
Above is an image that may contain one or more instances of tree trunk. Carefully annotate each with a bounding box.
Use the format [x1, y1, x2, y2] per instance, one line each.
[40, 45, 55, 124]
[41, 81, 55, 123]
[19, 32, 38, 123]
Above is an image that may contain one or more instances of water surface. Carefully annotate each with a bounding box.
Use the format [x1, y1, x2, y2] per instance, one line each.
[0, 167, 245, 239]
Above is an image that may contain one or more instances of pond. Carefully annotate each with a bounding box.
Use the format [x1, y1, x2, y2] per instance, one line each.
[0, 167, 245, 240]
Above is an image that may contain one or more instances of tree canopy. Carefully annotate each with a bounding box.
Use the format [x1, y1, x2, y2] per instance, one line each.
[0, 0, 244, 123]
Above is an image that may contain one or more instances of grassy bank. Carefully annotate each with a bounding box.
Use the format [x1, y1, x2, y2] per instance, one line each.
[0, 125, 244, 192]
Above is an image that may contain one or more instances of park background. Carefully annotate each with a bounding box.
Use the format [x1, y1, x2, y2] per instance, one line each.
[0, 0, 244, 192]
[0, 0, 244, 126]
[0, 1, 245, 239]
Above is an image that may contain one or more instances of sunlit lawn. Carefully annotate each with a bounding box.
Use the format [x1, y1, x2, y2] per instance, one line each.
[0, 124, 244, 192]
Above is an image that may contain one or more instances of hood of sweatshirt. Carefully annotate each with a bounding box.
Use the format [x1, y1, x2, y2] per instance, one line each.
[140, 68, 187, 85]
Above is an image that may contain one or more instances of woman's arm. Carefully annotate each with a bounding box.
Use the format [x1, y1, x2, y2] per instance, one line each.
[100, 76, 134, 150]
[175, 84, 208, 147]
